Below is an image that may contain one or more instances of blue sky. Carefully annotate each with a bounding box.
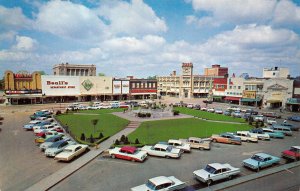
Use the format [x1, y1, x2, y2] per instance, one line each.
[0, 0, 300, 78]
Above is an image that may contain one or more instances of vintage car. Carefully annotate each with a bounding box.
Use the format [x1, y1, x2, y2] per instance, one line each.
[207, 108, 215, 113]
[131, 176, 186, 191]
[34, 125, 55, 134]
[279, 123, 299, 131]
[53, 126, 64, 133]
[35, 130, 63, 143]
[181, 137, 211, 150]
[245, 109, 258, 115]
[282, 146, 300, 161]
[167, 139, 191, 152]
[223, 110, 231, 116]
[261, 128, 284, 139]
[211, 133, 242, 145]
[248, 129, 270, 140]
[187, 103, 194, 108]
[252, 115, 265, 122]
[232, 111, 242, 118]
[201, 107, 207, 111]
[233, 131, 258, 143]
[45, 140, 76, 157]
[227, 106, 241, 112]
[23, 120, 42, 130]
[288, 115, 300, 122]
[39, 134, 66, 151]
[215, 108, 223, 114]
[54, 144, 89, 162]
[193, 163, 240, 185]
[243, 153, 280, 171]
[261, 112, 281, 119]
[266, 118, 277, 125]
[203, 100, 213, 104]
[30, 111, 51, 120]
[141, 144, 182, 159]
[271, 125, 293, 136]
[194, 104, 201, 110]
[108, 146, 147, 162]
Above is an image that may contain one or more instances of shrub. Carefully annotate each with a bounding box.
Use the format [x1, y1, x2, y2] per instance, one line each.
[66, 109, 69, 114]
[135, 138, 140, 144]
[124, 136, 130, 144]
[90, 134, 94, 143]
[255, 121, 259, 128]
[146, 113, 151, 117]
[120, 135, 126, 143]
[115, 139, 120, 145]
[173, 110, 180, 116]
[260, 121, 264, 127]
[56, 110, 62, 115]
[98, 132, 104, 139]
[80, 133, 86, 141]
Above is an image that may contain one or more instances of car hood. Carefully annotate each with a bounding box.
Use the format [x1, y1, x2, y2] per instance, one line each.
[45, 148, 60, 153]
[40, 142, 53, 148]
[131, 184, 152, 191]
[193, 169, 210, 180]
[171, 148, 182, 154]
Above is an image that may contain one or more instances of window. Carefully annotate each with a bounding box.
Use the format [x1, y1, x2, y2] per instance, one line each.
[132, 83, 135, 88]
[141, 83, 144, 88]
[229, 86, 232, 89]
[136, 83, 140, 88]
[238, 86, 241, 89]
[145, 83, 148, 88]
[153, 83, 156, 88]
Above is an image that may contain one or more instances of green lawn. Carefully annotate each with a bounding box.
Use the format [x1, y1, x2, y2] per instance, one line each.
[175, 107, 245, 123]
[128, 118, 251, 145]
[77, 108, 125, 114]
[56, 113, 129, 138]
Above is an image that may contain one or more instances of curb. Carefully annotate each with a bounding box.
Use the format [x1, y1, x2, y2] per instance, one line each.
[197, 161, 300, 191]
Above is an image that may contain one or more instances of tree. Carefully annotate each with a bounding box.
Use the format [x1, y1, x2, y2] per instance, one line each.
[98, 132, 104, 139]
[91, 119, 99, 135]
[135, 138, 140, 144]
[80, 133, 86, 141]
[90, 134, 94, 143]
[37, 71, 46, 75]
[98, 73, 105, 76]
[147, 75, 157, 80]
[0, 77, 4, 90]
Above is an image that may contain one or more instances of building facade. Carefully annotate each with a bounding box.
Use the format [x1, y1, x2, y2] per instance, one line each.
[204, 64, 228, 76]
[4, 70, 42, 104]
[129, 79, 157, 100]
[263, 67, 289, 78]
[224, 76, 245, 104]
[53, 63, 96, 76]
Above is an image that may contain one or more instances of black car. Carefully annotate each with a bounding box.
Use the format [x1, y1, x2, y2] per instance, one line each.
[203, 100, 213, 104]
[245, 109, 258, 115]
[194, 104, 201, 110]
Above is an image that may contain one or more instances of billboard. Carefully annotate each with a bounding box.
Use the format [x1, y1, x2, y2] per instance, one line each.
[42, 76, 80, 96]
[80, 76, 113, 95]
[113, 80, 129, 95]
[242, 91, 256, 99]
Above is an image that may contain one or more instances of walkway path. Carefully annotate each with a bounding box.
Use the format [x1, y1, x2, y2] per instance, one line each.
[112, 112, 193, 122]
[25, 127, 136, 191]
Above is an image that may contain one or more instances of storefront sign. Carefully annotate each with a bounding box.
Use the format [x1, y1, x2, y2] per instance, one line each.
[81, 79, 94, 91]
[242, 91, 256, 99]
[5, 90, 42, 94]
[131, 89, 157, 94]
[79, 76, 113, 95]
[42, 76, 80, 96]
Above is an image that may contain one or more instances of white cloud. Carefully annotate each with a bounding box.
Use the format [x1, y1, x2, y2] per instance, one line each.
[97, 0, 167, 36]
[273, 0, 300, 28]
[13, 35, 38, 51]
[0, 6, 33, 30]
[0, 31, 16, 42]
[35, 1, 109, 41]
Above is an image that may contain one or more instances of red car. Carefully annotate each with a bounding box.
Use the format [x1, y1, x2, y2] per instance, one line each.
[54, 127, 64, 133]
[108, 146, 147, 162]
[282, 146, 300, 161]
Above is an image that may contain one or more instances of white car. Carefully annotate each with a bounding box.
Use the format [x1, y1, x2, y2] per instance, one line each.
[207, 108, 215, 113]
[201, 107, 207, 111]
[131, 176, 186, 191]
[248, 130, 270, 140]
[266, 118, 277, 125]
[45, 140, 76, 157]
[34, 125, 55, 134]
[215, 108, 223, 114]
[227, 107, 241, 112]
[232, 111, 242, 118]
[141, 144, 182, 159]
[167, 139, 191, 152]
[234, 131, 258, 143]
[187, 103, 194, 108]
[180, 137, 211, 150]
[108, 146, 147, 162]
[54, 144, 89, 162]
[193, 163, 240, 185]
[253, 115, 264, 122]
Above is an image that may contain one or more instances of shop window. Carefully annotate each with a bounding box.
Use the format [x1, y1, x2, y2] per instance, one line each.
[136, 83, 140, 88]
[238, 86, 241, 89]
[141, 83, 144, 88]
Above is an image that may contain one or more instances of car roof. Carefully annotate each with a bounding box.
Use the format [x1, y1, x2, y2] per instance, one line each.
[154, 144, 169, 150]
[189, 137, 202, 141]
[149, 176, 172, 186]
[168, 139, 182, 144]
[120, 146, 137, 153]
[292, 146, 300, 150]
[208, 163, 224, 170]
[254, 153, 271, 158]
[65, 144, 85, 150]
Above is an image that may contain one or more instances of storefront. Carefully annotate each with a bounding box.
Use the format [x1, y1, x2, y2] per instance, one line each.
[224, 96, 241, 105]
[286, 98, 300, 112]
[241, 91, 262, 107]
[130, 79, 157, 100]
[112, 79, 129, 100]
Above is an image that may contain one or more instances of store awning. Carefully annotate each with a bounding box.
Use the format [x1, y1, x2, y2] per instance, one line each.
[241, 98, 262, 102]
[213, 96, 224, 99]
[266, 100, 282, 103]
[224, 96, 241, 101]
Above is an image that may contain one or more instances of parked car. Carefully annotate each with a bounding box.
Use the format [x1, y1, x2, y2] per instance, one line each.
[287, 115, 300, 122]
[131, 176, 186, 191]
[187, 103, 194, 109]
[34, 125, 55, 134]
[39, 134, 66, 151]
[210, 133, 242, 145]
[232, 111, 242, 118]
[180, 137, 211, 150]
[261, 128, 284, 139]
[203, 100, 213, 104]
[279, 123, 299, 131]
[194, 104, 201, 110]
[282, 146, 300, 161]
[227, 106, 241, 112]
[271, 125, 293, 136]
[45, 140, 76, 157]
[243, 153, 280, 171]
[249, 129, 270, 140]
[53, 126, 64, 133]
[54, 144, 89, 162]
[166, 139, 191, 152]
[108, 146, 147, 162]
[193, 163, 240, 185]
[224, 110, 231, 116]
[266, 118, 277, 125]
[262, 112, 281, 119]
[35, 130, 62, 143]
[207, 108, 215, 113]
[141, 144, 182, 159]
[30, 111, 51, 120]
[245, 109, 258, 115]
[201, 107, 207, 111]
[23, 120, 42, 130]
[234, 131, 258, 143]
[253, 115, 264, 122]
[215, 108, 223, 114]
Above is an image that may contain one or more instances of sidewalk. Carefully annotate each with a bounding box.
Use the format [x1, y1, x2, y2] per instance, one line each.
[25, 127, 136, 191]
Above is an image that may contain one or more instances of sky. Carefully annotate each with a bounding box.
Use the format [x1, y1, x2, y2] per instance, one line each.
[0, 0, 300, 78]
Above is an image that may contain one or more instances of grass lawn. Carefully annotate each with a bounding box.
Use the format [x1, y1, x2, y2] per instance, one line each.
[56, 113, 129, 139]
[175, 107, 245, 123]
[128, 118, 251, 145]
[77, 108, 125, 114]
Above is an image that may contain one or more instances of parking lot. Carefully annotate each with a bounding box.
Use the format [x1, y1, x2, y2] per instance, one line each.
[51, 119, 299, 191]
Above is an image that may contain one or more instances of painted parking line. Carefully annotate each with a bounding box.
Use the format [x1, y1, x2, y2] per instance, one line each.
[97, 158, 138, 166]
[284, 168, 294, 174]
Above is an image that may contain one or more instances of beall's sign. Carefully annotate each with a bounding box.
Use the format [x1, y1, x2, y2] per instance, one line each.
[42, 76, 80, 96]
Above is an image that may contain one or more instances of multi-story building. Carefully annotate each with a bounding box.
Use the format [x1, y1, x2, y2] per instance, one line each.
[53, 62, 96, 76]
[263, 67, 289, 78]
[224, 75, 245, 104]
[129, 79, 157, 100]
[204, 64, 228, 76]
[241, 78, 265, 106]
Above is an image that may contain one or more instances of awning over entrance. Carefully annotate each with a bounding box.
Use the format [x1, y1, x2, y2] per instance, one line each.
[266, 100, 282, 103]
[224, 96, 240, 101]
[241, 98, 262, 102]
[213, 95, 224, 99]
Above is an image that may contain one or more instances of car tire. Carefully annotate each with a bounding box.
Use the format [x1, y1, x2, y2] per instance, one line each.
[199, 147, 204, 151]
[212, 139, 217, 143]
[247, 139, 250, 143]
[165, 155, 170, 159]
[207, 179, 212, 185]
[228, 175, 233, 180]
[111, 155, 115, 159]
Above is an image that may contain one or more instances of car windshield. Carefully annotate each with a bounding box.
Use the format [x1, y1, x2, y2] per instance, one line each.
[146, 180, 156, 190]
[49, 141, 64, 148]
[204, 165, 216, 174]
[166, 146, 172, 152]
[64, 149, 73, 152]
[251, 155, 264, 162]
